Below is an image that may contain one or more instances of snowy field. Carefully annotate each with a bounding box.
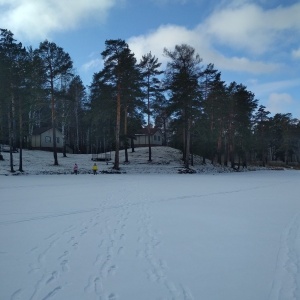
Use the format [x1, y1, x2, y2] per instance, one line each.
[1, 147, 300, 299]
[1, 168, 300, 300]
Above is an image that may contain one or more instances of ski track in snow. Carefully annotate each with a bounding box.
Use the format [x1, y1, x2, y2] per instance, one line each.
[8, 190, 196, 300]
[269, 213, 300, 300]
[9, 183, 278, 300]
[9, 197, 112, 300]
[83, 194, 130, 300]
[136, 197, 194, 300]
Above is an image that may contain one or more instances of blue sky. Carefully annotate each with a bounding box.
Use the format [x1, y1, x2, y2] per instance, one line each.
[1, 0, 300, 118]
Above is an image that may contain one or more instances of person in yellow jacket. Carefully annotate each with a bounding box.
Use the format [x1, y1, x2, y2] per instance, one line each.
[92, 163, 98, 175]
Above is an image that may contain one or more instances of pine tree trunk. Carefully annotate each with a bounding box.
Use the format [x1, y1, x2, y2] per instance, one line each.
[124, 105, 128, 163]
[184, 118, 191, 169]
[131, 138, 135, 152]
[75, 102, 79, 154]
[51, 92, 58, 165]
[28, 107, 34, 150]
[163, 117, 167, 146]
[217, 134, 222, 165]
[148, 129, 152, 162]
[8, 94, 14, 172]
[114, 84, 121, 170]
[147, 86, 152, 161]
[19, 97, 23, 172]
[182, 125, 186, 162]
[62, 123, 67, 157]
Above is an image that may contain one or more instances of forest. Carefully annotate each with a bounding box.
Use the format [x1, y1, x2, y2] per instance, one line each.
[1, 28, 300, 172]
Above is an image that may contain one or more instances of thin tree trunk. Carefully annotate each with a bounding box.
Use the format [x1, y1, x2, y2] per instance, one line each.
[114, 83, 121, 170]
[184, 118, 191, 169]
[190, 132, 193, 167]
[217, 134, 222, 165]
[51, 92, 58, 165]
[28, 107, 34, 149]
[147, 83, 152, 161]
[62, 122, 67, 157]
[19, 97, 23, 172]
[12, 92, 17, 152]
[8, 94, 14, 172]
[75, 98, 79, 154]
[49, 72, 58, 165]
[148, 131, 152, 161]
[86, 128, 90, 154]
[182, 125, 186, 161]
[163, 116, 167, 146]
[124, 105, 128, 163]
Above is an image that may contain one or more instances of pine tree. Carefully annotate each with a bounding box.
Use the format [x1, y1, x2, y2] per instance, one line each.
[100, 39, 142, 169]
[200, 64, 225, 164]
[139, 52, 163, 161]
[253, 105, 270, 166]
[164, 44, 203, 169]
[225, 82, 258, 168]
[37, 40, 73, 165]
[0, 29, 27, 172]
[152, 93, 169, 146]
[89, 71, 115, 156]
[27, 47, 48, 149]
[67, 76, 86, 154]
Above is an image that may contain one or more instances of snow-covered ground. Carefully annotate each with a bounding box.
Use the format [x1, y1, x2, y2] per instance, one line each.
[0, 146, 236, 175]
[1, 147, 300, 300]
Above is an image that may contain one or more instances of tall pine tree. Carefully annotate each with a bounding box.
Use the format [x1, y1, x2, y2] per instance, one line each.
[37, 40, 73, 165]
[164, 44, 203, 169]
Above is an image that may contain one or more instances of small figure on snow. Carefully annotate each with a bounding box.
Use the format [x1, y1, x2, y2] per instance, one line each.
[73, 163, 78, 175]
[92, 163, 98, 175]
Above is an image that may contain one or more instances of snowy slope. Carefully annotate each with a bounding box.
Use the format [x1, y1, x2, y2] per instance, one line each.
[0, 146, 235, 176]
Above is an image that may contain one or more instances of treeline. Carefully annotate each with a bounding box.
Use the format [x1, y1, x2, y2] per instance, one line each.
[1, 29, 300, 172]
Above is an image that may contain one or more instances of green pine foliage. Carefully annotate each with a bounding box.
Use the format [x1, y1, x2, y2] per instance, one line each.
[1, 29, 300, 171]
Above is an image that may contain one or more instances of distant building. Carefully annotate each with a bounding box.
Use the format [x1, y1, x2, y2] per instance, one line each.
[135, 128, 163, 147]
[31, 127, 64, 151]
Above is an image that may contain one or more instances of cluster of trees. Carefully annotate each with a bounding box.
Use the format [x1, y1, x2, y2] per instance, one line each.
[1, 29, 300, 172]
[0, 29, 87, 171]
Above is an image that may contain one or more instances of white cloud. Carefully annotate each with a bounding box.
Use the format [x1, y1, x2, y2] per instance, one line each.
[267, 92, 293, 115]
[0, 0, 118, 41]
[249, 78, 300, 96]
[211, 54, 280, 74]
[202, 2, 300, 55]
[150, 0, 190, 5]
[81, 58, 103, 73]
[292, 47, 300, 59]
[128, 24, 202, 63]
[127, 1, 300, 74]
[128, 23, 280, 74]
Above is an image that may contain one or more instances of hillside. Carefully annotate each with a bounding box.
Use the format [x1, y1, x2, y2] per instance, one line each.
[0, 146, 236, 176]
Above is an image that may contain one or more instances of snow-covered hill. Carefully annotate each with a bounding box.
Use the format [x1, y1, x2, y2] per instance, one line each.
[0, 146, 235, 176]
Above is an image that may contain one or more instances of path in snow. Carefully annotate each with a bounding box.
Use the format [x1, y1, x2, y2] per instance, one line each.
[268, 212, 300, 300]
[2, 179, 195, 300]
[1, 171, 300, 300]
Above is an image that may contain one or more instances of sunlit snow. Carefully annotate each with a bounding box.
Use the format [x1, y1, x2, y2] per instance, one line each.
[1, 147, 299, 300]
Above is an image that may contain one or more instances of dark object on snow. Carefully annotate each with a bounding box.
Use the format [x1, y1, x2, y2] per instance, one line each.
[73, 163, 78, 175]
[178, 168, 196, 174]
